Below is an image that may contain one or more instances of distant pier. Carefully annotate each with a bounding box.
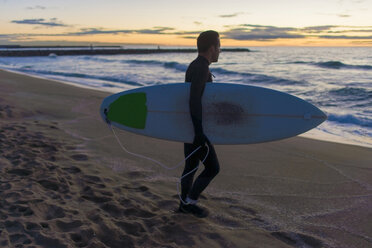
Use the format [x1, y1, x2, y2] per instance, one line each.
[0, 46, 250, 57]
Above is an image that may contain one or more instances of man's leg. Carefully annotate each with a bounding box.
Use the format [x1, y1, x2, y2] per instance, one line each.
[180, 143, 200, 201]
[187, 141, 220, 201]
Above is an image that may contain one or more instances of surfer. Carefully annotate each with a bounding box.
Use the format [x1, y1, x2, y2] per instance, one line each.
[179, 30, 221, 218]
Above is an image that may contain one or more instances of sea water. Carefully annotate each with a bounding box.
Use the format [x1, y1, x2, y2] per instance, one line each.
[0, 46, 371, 148]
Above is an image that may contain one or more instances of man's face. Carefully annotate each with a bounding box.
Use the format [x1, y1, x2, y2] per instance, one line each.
[211, 38, 221, 63]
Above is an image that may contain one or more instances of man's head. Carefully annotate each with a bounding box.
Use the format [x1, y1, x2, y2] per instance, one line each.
[197, 30, 220, 63]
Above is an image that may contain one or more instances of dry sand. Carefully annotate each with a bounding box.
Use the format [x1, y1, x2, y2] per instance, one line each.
[0, 69, 371, 248]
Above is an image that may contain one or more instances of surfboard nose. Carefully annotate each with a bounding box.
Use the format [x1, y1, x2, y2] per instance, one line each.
[311, 105, 328, 127]
[321, 109, 328, 121]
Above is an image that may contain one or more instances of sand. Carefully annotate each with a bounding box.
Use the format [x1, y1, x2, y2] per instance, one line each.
[0, 69, 371, 248]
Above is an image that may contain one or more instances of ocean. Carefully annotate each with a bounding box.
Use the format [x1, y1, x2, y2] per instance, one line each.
[0, 46, 371, 148]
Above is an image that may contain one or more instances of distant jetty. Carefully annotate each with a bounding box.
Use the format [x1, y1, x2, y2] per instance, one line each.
[0, 46, 250, 57]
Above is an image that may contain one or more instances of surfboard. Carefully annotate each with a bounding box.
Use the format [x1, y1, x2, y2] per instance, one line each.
[100, 83, 327, 144]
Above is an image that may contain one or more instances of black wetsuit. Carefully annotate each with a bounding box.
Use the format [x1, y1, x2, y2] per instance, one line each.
[181, 55, 220, 201]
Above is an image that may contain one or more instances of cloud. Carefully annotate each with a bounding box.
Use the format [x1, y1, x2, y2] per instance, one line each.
[69, 25, 372, 41]
[68, 27, 202, 37]
[26, 5, 46, 10]
[181, 36, 198, 39]
[139, 26, 175, 34]
[219, 12, 246, 18]
[300, 26, 337, 33]
[69, 26, 175, 36]
[317, 11, 353, 18]
[318, 35, 372, 39]
[222, 24, 372, 41]
[172, 30, 201, 35]
[194, 21, 202, 25]
[11, 18, 67, 27]
[326, 28, 372, 34]
[0, 27, 201, 42]
[223, 25, 304, 40]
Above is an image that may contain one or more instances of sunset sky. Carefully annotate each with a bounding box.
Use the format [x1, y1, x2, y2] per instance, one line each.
[1, 0, 371, 46]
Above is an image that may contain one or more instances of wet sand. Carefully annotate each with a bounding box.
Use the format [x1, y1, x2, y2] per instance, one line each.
[0, 69, 371, 248]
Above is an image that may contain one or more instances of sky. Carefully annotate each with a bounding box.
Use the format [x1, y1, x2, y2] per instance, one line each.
[0, 0, 371, 47]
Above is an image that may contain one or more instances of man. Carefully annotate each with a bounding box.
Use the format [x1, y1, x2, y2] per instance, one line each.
[179, 30, 221, 218]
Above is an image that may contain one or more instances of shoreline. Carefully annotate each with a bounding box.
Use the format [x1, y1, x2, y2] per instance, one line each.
[1, 69, 371, 247]
[2, 68, 370, 149]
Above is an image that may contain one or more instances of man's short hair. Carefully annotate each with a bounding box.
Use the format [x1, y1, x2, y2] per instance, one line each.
[197, 30, 219, 53]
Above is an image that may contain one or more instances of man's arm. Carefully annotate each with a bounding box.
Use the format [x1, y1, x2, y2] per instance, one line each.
[189, 67, 209, 145]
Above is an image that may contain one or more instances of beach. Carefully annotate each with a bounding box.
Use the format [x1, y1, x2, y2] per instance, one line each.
[0, 69, 371, 247]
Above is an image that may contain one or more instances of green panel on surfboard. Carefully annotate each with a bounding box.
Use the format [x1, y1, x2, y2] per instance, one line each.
[107, 93, 147, 129]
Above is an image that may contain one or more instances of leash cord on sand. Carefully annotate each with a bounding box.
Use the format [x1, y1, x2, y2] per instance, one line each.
[108, 124, 209, 205]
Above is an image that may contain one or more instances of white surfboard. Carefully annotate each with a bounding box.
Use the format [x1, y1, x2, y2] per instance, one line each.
[100, 83, 326, 144]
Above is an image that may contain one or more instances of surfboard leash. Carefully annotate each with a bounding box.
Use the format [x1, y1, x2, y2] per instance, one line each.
[106, 123, 209, 205]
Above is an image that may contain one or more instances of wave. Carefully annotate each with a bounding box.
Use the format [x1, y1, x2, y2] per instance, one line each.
[316, 61, 372, 70]
[329, 87, 372, 101]
[0, 60, 10, 66]
[120, 59, 305, 85]
[78, 56, 115, 63]
[17, 68, 142, 86]
[122, 59, 188, 72]
[328, 114, 372, 128]
[212, 67, 306, 85]
[293, 60, 372, 70]
[75, 57, 305, 86]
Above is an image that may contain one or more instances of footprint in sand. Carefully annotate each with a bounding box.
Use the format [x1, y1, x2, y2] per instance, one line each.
[37, 179, 60, 191]
[0, 182, 11, 191]
[28, 232, 68, 248]
[123, 207, 156, 219]
[40, 222, 50, 229]
[69, 228, 95, 247]
[271, 231, 323, 248]
[9, 233, 30, 245]
[25, 222, 42, 231]
[82, 175, 106, 188]
[101, 202, 124, 217]
[210, 196, 239, 204]
[156, 200, 177, 210]
[115, 221, 146, 237]
[44, 204, 66, 220]
[125, 171, 149, 179]
[211, 214, 244, 229]
[8, 204, 34, 217]
[4, 192, 21, 201]
[251, 217, 279, 232]
[55, 220, 83, 231]
[228, 205, 257, 216]
[62, 166, 81, 174]
[70, 154, 89, 161]
[3, 220, 25, 233]
[6, 168, 33, 177]
[0, 104, 14, 118]
[81, 190, 112, 204]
